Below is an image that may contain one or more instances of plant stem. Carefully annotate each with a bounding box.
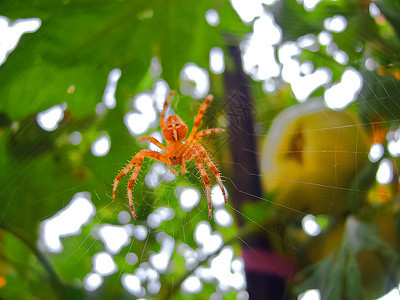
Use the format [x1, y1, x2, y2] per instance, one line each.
[0, 221, 64, 293]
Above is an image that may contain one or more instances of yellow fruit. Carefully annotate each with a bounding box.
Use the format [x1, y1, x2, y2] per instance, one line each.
[357, 249, 391, 299]
[261, 100, 369, 216]
[305, 222, 345, 263]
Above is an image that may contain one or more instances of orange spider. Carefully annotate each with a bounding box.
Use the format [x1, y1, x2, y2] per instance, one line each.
[113, 90, 228, 219]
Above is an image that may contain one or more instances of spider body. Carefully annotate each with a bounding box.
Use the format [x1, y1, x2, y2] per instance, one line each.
[113, 90, 228, 219]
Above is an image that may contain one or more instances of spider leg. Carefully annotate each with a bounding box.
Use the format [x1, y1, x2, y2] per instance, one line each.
[195, 128, 226, 139]
[127, 161, 143, 219]
[194, 144, 228, 204]
[180, 160, 188, 174]
[192, 150, 213, 218]
[160, 90, 175, 128]
[182, 148, 194, 173]
[167, 161, 179, 176]
[187, 128, 226, 148]
[186, 95, 214, 145]
[113, 150, 166, 219]
[113, 162, 135, 201]
[140, 136, 166, 151]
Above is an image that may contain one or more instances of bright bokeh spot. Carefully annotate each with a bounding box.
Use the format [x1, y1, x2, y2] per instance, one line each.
[147, 279, 161, 295]
[92, 252, 118, 276]
[147, 131, 164, 153]
[279, 41, 332, 102]
[177, 243, 199, 270]
[210, 47, 225, 74]
[118, 211, 131, 224]
[0, 16, 41, 65]
[83, 273, 103, 292]
[147, 207, 175, 228]
[133, 263, 160, 287]
[388, 130, 400, 157]
[298, 289, 321, 300]
[317, 31, 332, 46]
[278, 41, 301, 63]
[369, 143, 385, 162]
[126, 252, 138, 265]
[124, 111, 151, 136]
[40, 192, 95, 253]
[332, 49, 349, 65]
[298, 34, 318, 51]
[95, 102, 107, 115]
[229, 0, 262, 23]
[263, 78, 278, 93]
[369, 2, 381, 18]
[377, 287, 400, 300]
[91, 134, 111, 157]
[180, 62, 210, 99]
[69, 131, 82, 145]
[153, 79, 170, 112]
[150, 56, 162, 76]
[102, 68, 121, 109]
[300, 60, 314, 75]
[195, 246, 246, 293]
[133, 225, 148, 241]
[194, 221, 223, 255]
[149, 232, 175, 273]
[300, 0, 322, 12]
[389, 139, 400, 157]
[135, 93, 156, 120]
[291, 68, 331, 102]
[241, 11, 281, 81]
[145, 162, 176, 189]
[302, 215, 321, 236]
[36, 103, 66, 131]
[182, 275, 203, 294]
[324, 67, 363, 110]
[122, 274, 145, 297]
[98, 224, 133, 254]
[124, 92, 158, 136]
[211, 185, 228, 207]
[179, 187, 201, 212]
[237, 290, 250, 300]
[214, 208, 233, 228]
[365, 57, 379, 70]
[376, 158, 393, 185]
[205, 9, 220, 26]
[230, 0, 277, 23]
[324, 15, 347, 33]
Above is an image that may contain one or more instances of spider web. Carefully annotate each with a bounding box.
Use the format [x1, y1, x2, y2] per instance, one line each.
[1, 1, 400, 300]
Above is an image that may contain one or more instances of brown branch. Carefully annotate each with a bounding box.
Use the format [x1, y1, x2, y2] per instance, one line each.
[224, 43, 289, 300]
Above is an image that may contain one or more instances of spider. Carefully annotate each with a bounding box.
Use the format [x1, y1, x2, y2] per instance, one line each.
[113, 90, 228, 219]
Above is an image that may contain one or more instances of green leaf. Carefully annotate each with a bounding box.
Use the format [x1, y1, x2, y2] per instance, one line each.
[296, 217, 399, 299]
[375, 0, 400, 41]
[358, 70, 400, 122]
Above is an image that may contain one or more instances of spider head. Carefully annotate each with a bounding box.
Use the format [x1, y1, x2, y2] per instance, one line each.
[162, 115, 188, 142]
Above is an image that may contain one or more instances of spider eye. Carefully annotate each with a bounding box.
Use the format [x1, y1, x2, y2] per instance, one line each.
[175, 123, 180, 128]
